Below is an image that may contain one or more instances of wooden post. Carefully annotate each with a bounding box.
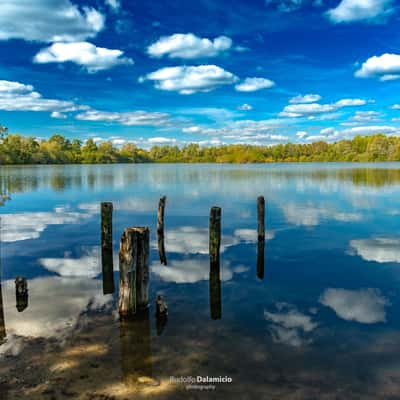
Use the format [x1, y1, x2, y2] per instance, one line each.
[209, 207, 222, 320]
[118, 227, 150, 317]
[101, 202, 115, 294]
[15, 276, 28, 312]
[257, 196, 265, 241]
[155, 294, 168, 336]
[157, 196, 167, 265]
[257, 196, 265, 280]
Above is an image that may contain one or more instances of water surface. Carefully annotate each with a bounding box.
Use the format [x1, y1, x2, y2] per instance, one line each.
[1, 163, 400, 399]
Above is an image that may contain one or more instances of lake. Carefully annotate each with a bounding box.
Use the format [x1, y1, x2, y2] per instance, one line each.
[1, 163, 400, 399]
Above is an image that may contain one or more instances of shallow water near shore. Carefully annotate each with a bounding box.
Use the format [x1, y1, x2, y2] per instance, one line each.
[1, 163, 400, 399]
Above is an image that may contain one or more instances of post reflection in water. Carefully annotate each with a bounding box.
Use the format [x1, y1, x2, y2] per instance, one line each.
[119, 308, 153, 385]
[209, 264, 222, 320]
[15, 277, 28, 313]
[0, 277, 5, 342]
[257, 237, 265, 280]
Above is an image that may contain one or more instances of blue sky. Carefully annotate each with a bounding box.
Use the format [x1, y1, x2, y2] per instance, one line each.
[2, 0, 400, 147]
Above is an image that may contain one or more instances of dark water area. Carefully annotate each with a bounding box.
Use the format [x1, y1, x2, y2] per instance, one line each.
[1, 163, 400, 399]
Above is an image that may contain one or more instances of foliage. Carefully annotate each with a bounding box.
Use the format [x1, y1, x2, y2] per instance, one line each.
[2, 132, 400, 164]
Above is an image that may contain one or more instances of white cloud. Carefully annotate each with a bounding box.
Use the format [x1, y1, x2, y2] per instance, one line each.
[34, 41, 133, 73]
[355, 53, 400, 81]
[350, 237, 400, 263]
[182, 126, 201, 133]
[290, 94, 322, 104]
[266, 0, 323, 12]
[296, 131, 308, 138]
[0, 0, 105, 42]
[143, 65, 238, 94]
[0, 207, 92, 242]
[320, 288, 389, 324]
[327, 0, 394, 23]
[147, 33, 232, 59]
[147, 137, 177, 144]
[264, 303, 318, 347]
[51, 111, 68, 119]
[75, 109, 170, 126]
[105, 0, 120, 11]
[237, 103, 253, 111]
[391, 104, 400, 110]
[0, 80, 84, 113]
[350, 111, 381, 122]
[279, 98, 368, 118]
[235, 77, 275, 92]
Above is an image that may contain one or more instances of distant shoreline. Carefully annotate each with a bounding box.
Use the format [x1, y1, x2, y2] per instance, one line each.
[1, 133, 399, 164]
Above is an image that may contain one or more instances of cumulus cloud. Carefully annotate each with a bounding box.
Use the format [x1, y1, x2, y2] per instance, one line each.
[0, 207, 92, 242]
[391, 104, 400, 110]
[350, 111, 381, 122]
[264, 303, 318, 347]
[327, 0, 395, 23]
[350, 237, 400, 263]
[355, 53, 400, 81]
[296, 131, 308, 139]
[290, 93, 322, 104]
[147, 33, 232, 59]
[75, 109, 171, 126]
[235, 77, 275, 92]
[279, 97, 368, 118]
[51, 111, 68, 119]
[320, 288, 389, 324]
[0, 0, 105, 42]
[237, 103, 253, 111]
[0, 80, 85, 113]
[147, 137, 177, 144]
[34, 42, 133, 73]
[143, 65, 238, 94]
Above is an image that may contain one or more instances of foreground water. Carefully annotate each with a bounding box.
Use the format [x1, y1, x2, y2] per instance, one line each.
[1, 163, 400, 399]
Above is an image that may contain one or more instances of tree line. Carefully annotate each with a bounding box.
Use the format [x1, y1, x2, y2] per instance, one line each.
[1, 130, 400, 164]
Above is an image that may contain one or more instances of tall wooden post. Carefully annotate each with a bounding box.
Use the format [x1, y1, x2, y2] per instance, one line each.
[157, 196, 167, 265]
[101, 202, 115, 294]
[209, 207, 222, 320]
[119, 227, 150, 317]
[257, 196, 265, 280]
[0, 274, 5, 342]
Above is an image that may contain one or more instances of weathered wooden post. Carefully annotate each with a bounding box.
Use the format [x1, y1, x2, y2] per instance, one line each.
[155, 294, 168, 336]
[209, 207, 222, 320]
[257, 196, 265, 241]
[15, 276, 28, 312]
[119, 227, 150, 317]
[257, 196, 265, 280]
[101, 202, 115, 294]
[157, 196, 167, 265]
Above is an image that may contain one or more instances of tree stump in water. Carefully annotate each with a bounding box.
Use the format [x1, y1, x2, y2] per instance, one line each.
[101, 202, 115, 294]
[119, 227, 150, 317]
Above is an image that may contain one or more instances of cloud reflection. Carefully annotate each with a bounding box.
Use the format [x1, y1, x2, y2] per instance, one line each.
[350, 238, 400, 263]
[319, 288, 389, 324]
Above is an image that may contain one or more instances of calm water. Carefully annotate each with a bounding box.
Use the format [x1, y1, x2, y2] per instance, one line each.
[1, 163, 400, 399]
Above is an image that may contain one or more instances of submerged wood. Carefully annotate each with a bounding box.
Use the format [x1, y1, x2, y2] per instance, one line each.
[101, 202, 115, 294]
[157, 196, 167, 265]
[155, 294, 168, 335]
[118, 227, 150, 317]
[15, 276, 28, 312]
[120, 308, 154, 385]
[209, 206, 222, 319]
